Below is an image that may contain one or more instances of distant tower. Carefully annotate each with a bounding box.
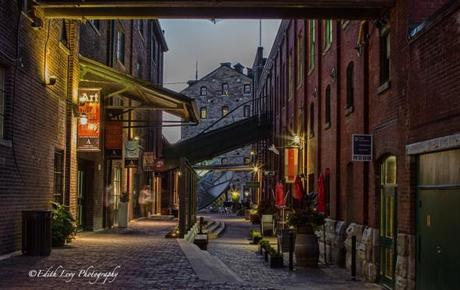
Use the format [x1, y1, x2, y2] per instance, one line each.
[259, 19, 262, 47]
[195, 61, 198, 80]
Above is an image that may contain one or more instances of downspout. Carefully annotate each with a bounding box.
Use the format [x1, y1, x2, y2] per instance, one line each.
[335, 21, 341, 220]
[363, 21, 370, 225]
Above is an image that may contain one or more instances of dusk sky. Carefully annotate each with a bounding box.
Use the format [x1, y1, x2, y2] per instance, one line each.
[159, 19, 281, 143]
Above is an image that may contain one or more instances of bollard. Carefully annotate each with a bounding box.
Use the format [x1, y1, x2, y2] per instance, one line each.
[351, 235, 357, 281]
[289, 230, 294, 271]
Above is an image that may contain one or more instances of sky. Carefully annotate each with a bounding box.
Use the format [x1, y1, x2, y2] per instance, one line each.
[159, 19, 281, 143]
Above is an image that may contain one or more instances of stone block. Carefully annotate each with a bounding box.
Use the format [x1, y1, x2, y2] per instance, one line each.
[397, 233, 409, 257]
[395, 256, 408, 279]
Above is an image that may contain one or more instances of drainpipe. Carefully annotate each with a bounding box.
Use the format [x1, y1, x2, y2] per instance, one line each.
[335, 21, 341, 220]
[363, 22, 370, 225]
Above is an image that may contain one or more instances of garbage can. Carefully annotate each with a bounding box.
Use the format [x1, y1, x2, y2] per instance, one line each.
[22, 210, 52, 256]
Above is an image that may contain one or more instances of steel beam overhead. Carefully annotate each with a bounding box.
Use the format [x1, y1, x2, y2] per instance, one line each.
[35, 0, 394, 19]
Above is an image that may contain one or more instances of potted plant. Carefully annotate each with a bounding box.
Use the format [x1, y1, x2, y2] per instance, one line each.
[267, 246, 283, 268]
[50, 202, 77, 247]
[251, 230, 263, 244]
[249, 209, 260, 224]
[259, 239, 270, 255]
[287, 207, 325, 267]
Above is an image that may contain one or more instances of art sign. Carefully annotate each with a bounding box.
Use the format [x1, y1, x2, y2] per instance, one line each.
[105, 121, 123, 159]
[77, 88, 101, 151]
[284, 147, 298, 183]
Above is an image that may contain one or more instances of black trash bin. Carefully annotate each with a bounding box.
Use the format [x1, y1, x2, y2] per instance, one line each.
[22, 210, 52, 256]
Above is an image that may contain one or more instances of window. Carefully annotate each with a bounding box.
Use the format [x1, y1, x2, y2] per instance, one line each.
[60, 20, 68, 47]
[221, 157, 228, 165]
[222, 83, 229, 95]
[222, 106, 229, 117]
[135, 62, 142, 78]
[0, 66, 5, 139]
[380, 27, 390, 84]
[297, 32, 304, 86]
[89, 19, 100, 31]
[138, 20, 144, 38]
[200, 107, 207, 119]
[244, 157, 251, 164]
[244, 84, 251, 94]
[309, 103, 314, 137]
[325, 85, 331, 126]
[54, 150, 64, 204]
[323, 20, 333, 50]
[243, 105, 250, 117]
[200, 86, 207, 96]
[309, 20, 316, 71]
[346, 62, 354, 109]
[116, 31, 125, 64]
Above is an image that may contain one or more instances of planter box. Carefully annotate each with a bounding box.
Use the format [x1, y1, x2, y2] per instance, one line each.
[268, 253, 283, 268]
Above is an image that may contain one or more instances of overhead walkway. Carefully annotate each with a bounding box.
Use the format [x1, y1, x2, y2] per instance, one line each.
[163, 114, 271, 165]
[197, 171, 234, 210]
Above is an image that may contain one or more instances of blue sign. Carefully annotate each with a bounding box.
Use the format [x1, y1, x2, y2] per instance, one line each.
[352, 134, 373, 161]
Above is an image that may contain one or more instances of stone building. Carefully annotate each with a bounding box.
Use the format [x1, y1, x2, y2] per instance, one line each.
[252, 1, 459, 289]
[181, 63, 253, 204]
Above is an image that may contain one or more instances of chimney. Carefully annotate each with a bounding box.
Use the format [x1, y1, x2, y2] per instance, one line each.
[233, 63, 244, 74]
[246, 68, 253, 79]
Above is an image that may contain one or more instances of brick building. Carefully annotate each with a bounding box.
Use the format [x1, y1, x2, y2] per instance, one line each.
[181, 63, 253, 206]
[0, 1, 197, 255]
[252, 1, 459, 289]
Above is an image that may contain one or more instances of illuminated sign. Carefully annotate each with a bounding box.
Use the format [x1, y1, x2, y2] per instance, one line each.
[77, 88, 101, 151]
[284, 147, 298, 183]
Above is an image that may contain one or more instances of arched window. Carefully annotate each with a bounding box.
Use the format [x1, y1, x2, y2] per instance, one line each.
[243, 105, 250, 117]
[200, 86, 207, 96]
[325, 85, 331, 126]
[222, 106, 229, 117]
[346, 62, 354, 109]
[200, 107, 207, 119]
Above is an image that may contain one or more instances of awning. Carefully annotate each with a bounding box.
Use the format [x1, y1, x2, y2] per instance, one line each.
[79, 56, 199, 123]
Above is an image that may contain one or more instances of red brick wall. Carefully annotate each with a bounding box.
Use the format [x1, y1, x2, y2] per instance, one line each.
[0, 2, 79, 254]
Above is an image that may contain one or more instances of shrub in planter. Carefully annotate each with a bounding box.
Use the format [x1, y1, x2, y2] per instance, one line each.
[251, 230, 262, 244]
[258, 239, 270, 255]
[50, 202, 77, 247]
[268, 250, 284, 268]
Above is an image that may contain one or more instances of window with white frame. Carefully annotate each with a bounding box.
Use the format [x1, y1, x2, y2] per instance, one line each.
[116, 31, 125, 64]
[243, 84, 251, 94]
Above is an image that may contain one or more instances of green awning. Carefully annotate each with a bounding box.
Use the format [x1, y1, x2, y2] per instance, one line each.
[79, 56, 199, 123]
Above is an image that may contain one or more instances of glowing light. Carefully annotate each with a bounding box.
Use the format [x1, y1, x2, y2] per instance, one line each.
[293, 135, 301, 146]
[253, 166, 259, 173]
[250, 151, 255, 155]
[79, 113, 88, 125]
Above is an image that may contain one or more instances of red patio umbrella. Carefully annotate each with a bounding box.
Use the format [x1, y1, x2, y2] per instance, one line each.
[293, 175, 304, 201]
[275, 182, 286, 207]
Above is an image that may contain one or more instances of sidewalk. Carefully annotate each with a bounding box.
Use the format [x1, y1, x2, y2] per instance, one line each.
[205, 214, 383, 290]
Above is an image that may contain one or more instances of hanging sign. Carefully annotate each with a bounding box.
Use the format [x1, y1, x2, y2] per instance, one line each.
[143, 152, 155, 171]
[352, 134, 373, 161]
[284, 147, 298, 183]
[124, 140, 140, 160]
[77, 88, 101, 151]
[105, 121, 123, 159]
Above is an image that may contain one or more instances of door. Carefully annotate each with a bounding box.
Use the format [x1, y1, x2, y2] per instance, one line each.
[417, 149, 460, 290]
[379, 155, 397, 288]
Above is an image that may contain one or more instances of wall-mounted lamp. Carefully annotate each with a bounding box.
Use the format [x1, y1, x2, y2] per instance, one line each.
[31, 17, 43, 31]
[133, 136, 140, 141]
[45, 75, 57, 86]
[253, 166, 259, 173]
[293, 135, 301, 146]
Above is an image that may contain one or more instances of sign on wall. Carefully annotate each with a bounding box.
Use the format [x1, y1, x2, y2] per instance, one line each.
[284, 147, 298, 183]
[124, 140, 140, 160]
[105, 121, 123, 159]
[143, 152, 155, 171]
[77, 88, 101, 151]
[352, 134, 373, 161]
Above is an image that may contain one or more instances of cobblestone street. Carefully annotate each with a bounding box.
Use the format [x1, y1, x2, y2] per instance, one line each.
[0, 219, 272, 290]
[206, 215, 382, 290]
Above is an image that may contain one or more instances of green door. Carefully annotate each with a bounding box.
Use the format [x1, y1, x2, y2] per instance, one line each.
[379, 156, 397, 288]
[417, 149, 460, 290]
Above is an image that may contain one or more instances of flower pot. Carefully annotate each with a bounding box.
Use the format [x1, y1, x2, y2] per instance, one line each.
[268, 254, 283, 268]
[295, 231, 319, 267]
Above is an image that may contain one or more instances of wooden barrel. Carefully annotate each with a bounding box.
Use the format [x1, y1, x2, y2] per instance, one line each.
[295, 233, 319, 267]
